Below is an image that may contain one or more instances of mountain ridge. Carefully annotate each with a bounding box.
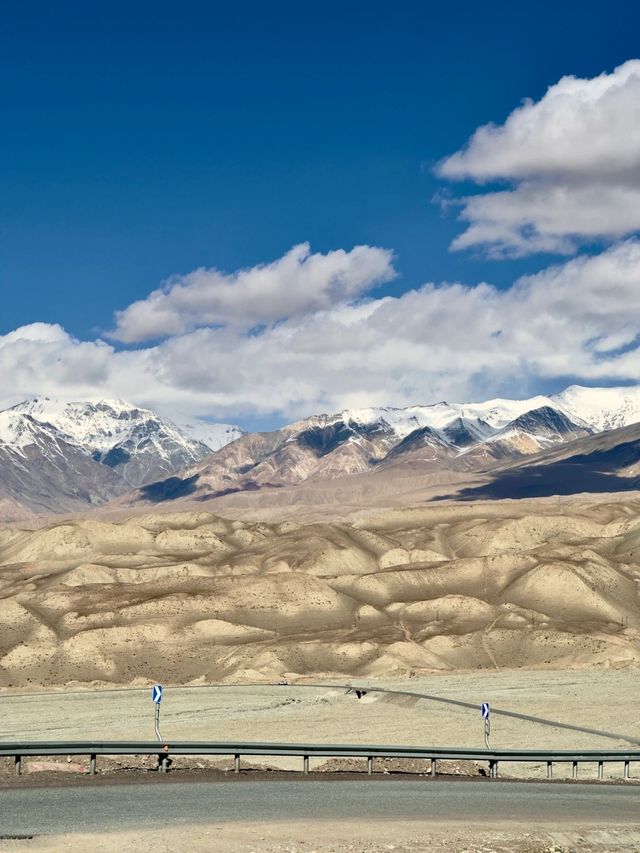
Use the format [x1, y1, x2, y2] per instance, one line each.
[131, 385, 640, 508]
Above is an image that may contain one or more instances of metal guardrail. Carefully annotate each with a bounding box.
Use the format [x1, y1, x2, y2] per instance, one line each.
[2, 741, 639, 781]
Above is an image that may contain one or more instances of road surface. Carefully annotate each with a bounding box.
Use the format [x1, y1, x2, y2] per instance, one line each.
[2, 779, 639, 837]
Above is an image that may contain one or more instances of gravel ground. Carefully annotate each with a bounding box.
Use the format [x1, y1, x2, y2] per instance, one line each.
[3, 821, 640, 852]
[1, 672, 639, 782]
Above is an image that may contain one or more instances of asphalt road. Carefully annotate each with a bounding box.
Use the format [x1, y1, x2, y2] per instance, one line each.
[2, 780, 639, 836]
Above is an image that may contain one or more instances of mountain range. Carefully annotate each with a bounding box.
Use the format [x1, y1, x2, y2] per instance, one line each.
[3, 385, 640, 520]
[131, 384, 640, 507]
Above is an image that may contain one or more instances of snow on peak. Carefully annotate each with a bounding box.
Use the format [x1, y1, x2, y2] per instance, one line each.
[169, 416, 244, 451]
[551, 385, 640, 431]
[0, 410, 61, 454]
[5, 385, 640, 464]
[4, 397, 242, 455]
[9, 398, 160, 453]
[338, 395, 561, 438]
[341, 404, 460, 438]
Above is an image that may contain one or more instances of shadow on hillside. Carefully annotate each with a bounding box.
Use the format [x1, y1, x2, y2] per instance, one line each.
[434, 439, 640, 501]
[138, 476, 283, 503]
[138, 474, 200, 502]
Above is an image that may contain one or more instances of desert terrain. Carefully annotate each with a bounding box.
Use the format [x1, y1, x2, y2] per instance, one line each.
[2, 672, 640, 763]
[1, 494, 640, 689]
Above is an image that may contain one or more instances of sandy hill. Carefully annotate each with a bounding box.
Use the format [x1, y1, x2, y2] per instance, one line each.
[2, 497, 640, 688]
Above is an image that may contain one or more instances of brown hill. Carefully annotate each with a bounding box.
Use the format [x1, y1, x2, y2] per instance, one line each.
[93, 418, 640, 527]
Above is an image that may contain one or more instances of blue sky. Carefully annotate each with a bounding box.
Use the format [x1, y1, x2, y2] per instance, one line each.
[2, 1, 640, 428]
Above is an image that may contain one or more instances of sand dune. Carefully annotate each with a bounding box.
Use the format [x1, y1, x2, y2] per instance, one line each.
[1, 496, 640, 688]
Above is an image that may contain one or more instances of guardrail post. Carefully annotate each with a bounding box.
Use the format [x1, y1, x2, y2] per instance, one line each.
[14, 755, 21, 776]
[431, 758, 436, 777]
[572, 761, 577, 779]
[234, 754, 240, 774]
[624, 760, 630, 780]
[303, 755, 309, 775]
[546, 761, 552, 780]
[598, 760, 604, 781]
[89, 754, 96, 776]
[367, 756, 373, 776]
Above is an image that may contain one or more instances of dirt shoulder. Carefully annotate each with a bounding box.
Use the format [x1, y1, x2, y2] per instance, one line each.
[4, 820, 640, 853]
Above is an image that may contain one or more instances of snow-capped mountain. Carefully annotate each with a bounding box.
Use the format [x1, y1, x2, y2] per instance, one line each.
[132, 384, 640, 507]
[0, 410, 125, 514]
[10, 398, 242, 459]
[0, 398, 242, 517]
[0, 408, 60, 452]
[168, 415, 243, 452]
[302, 383, 640, 450]
[134, 392, 603, 505]
[336, 396, 558, 436]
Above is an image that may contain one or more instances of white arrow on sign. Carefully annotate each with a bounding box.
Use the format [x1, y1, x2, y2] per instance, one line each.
[152, 684, 163, 704]
[481, 702, 490, 719]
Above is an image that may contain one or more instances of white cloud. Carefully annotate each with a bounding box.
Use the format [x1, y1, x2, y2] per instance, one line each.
[438, 60, 640, 256]
[0, 322, 70, 345]
[3, 241, 640, 422]
[7, 64, 640, 426]
[111, 242, 396, 343]
[0, 325, 115, 405]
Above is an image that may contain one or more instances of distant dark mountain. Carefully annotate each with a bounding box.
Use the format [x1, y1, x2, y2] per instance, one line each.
[442, 417, 492, 448]
[439, 421, 640, 501]
[497, 406, 590, 442]
[378, 426, 460, 467]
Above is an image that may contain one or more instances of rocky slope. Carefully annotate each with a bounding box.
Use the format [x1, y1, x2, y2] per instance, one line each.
[448, 419, 640, 501]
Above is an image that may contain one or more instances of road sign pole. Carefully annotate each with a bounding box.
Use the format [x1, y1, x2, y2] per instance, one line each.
[155, 703, 161, 742]
[481, 702, 491, 749]
[152, 684, 163, 742]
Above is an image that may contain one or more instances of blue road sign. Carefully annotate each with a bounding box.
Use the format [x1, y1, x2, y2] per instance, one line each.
[152, 684, 163, 704]
[481, 702, 490, 719]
